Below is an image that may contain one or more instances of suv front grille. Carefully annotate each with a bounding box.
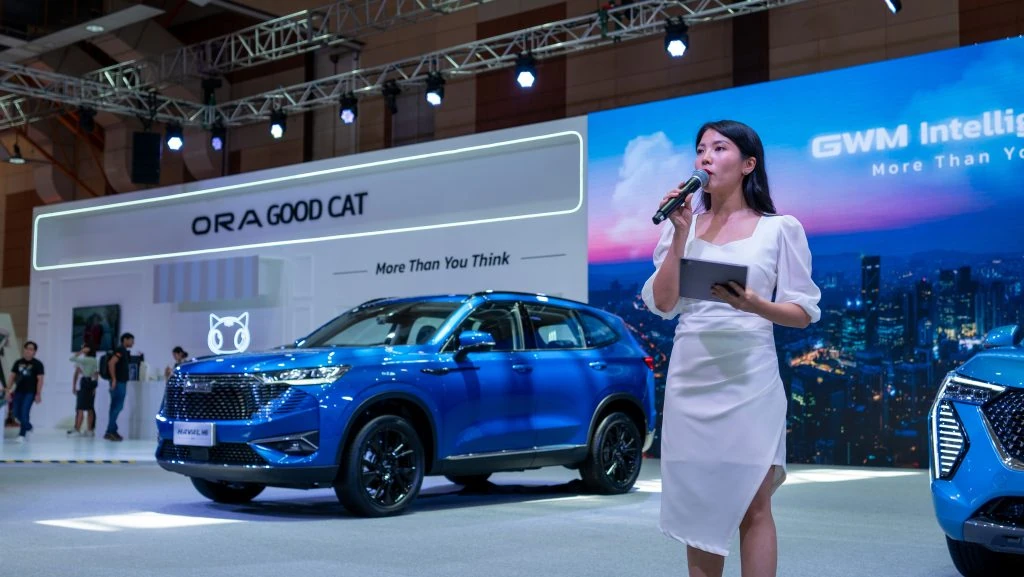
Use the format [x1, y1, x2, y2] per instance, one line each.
[158, 440, 267, 465]
[983, 498, 1024, 528]
[161, 374, 291, 421]
[983, 389, 1024, 463]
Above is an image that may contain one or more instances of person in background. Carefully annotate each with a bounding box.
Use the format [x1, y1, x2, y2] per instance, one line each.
[104, 332, 134, 442]
[0, 328, 8, 423]
[5, 341, 45, 443]
[68, 343, 99, 437]
[164, 346, 189, 379]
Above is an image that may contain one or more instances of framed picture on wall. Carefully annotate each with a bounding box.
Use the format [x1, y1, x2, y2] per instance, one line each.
[71, 305, 120, 353]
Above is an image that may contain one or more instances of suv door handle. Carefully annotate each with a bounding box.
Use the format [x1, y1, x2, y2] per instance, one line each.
[588, 361, 607, 370]
[512, 364, 532, 373]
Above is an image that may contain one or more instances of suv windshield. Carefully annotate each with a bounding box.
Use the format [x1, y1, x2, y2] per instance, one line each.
[296, 301, 463, 348]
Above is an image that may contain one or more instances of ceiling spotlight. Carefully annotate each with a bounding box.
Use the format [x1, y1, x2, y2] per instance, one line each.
[515, 53, 536, 89]
[78, 107, 96, 134]
[269, 109, 287, 139]
[9, 144, 26, 165]
[425, 72, 445, 107]
[664, 18, 689, 58]
[339, 92, 357, 124]
[383, 80, 401, 115]
[884, 0, 901, 13]
[165, 122, 184, 151]
[210, 122, 226, 151]
[85, 24, 105, 33]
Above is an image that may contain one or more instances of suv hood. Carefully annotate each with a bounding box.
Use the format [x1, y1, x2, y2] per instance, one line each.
[177, 347, 423, 375]
[956, 349, 1024, 389]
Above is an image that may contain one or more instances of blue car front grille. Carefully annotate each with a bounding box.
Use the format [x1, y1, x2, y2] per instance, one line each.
[983, 389, 1024, 463]
[162, 374, 292, 421]
[158, 440, 267, 465]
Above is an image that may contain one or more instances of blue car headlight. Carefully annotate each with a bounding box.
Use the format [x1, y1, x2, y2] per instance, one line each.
[258, 365, 350, 386]
[937, 372, 1006, 405]
[930, 373, 1006, 480]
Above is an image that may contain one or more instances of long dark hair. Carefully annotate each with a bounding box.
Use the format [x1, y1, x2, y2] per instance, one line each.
[695, 120, 775, 215]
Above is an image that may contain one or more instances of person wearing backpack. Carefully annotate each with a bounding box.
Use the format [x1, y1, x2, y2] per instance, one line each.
[68, 343, 99, 437]
[104, 333, 134, 442]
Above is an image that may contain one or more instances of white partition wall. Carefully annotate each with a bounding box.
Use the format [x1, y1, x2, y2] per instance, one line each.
[27, 116, 589, 435]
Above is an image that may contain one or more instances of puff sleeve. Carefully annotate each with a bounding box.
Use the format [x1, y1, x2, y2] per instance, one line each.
[641, 221, 685, 320]
[775, 215, 822, 324]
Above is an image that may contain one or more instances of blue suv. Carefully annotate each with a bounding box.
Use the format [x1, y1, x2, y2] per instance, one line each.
[156, 291, 656, 517]
[929, 323, 1024, 576]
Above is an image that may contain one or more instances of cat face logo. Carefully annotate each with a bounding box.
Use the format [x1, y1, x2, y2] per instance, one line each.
[208, 312, 251, 355]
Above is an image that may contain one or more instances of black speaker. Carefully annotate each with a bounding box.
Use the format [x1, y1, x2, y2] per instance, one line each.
[131, 131, 162, 185]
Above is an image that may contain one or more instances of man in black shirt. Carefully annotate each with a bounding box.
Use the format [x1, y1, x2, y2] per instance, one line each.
[104, 332, 134, 442]
[5, 341, 44, 442]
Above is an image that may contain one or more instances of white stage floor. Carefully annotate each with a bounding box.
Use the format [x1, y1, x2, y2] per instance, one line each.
[1, 426, 157, 463]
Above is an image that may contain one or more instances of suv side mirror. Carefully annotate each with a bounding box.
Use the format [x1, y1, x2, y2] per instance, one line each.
[983, 324, 1023, 349]
[455, 330, 496, 359]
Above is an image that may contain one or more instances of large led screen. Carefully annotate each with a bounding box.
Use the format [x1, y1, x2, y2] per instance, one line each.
[587, 37, 1024, 466]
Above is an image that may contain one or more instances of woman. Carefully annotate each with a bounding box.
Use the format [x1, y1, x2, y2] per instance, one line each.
[164, 346, 189, 379]
[69, 343, 99, 436]
[641, 120, 821, 577]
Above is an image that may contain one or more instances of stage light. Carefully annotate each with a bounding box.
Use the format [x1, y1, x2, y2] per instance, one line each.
[664, 18, 689, 58]
[515, 53, 536, 88]
[165, 122, 184, 151]
[339, 92, 357, 124]
[9, 144, 25, 165]
[210, 122, 226, 151]
[425, 72, 445, 107]
[269, 109, 286, 139]
[884, 0, 901, 14]
[383, 80, 401, 115]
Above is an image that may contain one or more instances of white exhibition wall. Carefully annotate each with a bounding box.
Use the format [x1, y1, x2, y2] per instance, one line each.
[26, 116, 588, 434]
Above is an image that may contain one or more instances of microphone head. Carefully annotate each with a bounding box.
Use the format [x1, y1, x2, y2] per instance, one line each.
[693, 169, 709, 188]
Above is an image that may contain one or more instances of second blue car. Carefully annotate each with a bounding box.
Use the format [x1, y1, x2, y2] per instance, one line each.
[156, 291, 657, 516]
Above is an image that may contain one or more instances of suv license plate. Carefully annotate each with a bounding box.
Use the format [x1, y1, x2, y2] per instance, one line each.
[173, 422, 215, 447]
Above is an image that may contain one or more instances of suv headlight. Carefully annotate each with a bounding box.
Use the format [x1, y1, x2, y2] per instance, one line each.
[937, 372, 1006, 405]
[259, 365, 350, 386]
[930, 372, 1005, 480]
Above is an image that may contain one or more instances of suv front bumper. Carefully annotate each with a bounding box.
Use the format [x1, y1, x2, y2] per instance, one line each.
[962, 516, 1024, 555]
[931, 399, 1024, 545]
[158, 460, 337, 488]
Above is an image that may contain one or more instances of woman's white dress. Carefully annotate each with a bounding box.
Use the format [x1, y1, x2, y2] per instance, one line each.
[641, 213, 821, 556]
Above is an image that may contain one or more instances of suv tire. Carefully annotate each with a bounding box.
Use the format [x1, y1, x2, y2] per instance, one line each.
[191, 478, 265, 504]
[946, 536, 1024, 577]
[580, 412, 643, 494]
[335, 415, 425, 517]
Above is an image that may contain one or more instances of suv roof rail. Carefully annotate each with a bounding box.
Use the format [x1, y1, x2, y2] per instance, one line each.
[469, 290, 592, 307]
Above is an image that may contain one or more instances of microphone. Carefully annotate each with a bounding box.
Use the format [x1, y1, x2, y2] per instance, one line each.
[651, 169, 709, 225]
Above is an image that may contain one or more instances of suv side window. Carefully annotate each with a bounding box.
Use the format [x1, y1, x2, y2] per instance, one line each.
[577, 311, 619, 348]
[445, 302, 524, 352]
[524, 303, 585, 350]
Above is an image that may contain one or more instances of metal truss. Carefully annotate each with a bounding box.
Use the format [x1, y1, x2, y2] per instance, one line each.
[216, 0, 810, 124]
[85, 0, 495, 92]
[0, 97, 65, 131]
[0, 63, 208, 130]
[0, 0, 810, 131]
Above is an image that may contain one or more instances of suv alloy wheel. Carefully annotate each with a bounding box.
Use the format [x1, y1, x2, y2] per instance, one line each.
[335, 415, 426, 517]
[580, 412, 643, 494]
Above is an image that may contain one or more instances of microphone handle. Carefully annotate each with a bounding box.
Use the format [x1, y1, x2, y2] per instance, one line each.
[652, 179, 700, 225]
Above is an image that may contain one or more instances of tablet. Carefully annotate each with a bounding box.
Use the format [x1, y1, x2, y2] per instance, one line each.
[679, 257, 749, 302]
